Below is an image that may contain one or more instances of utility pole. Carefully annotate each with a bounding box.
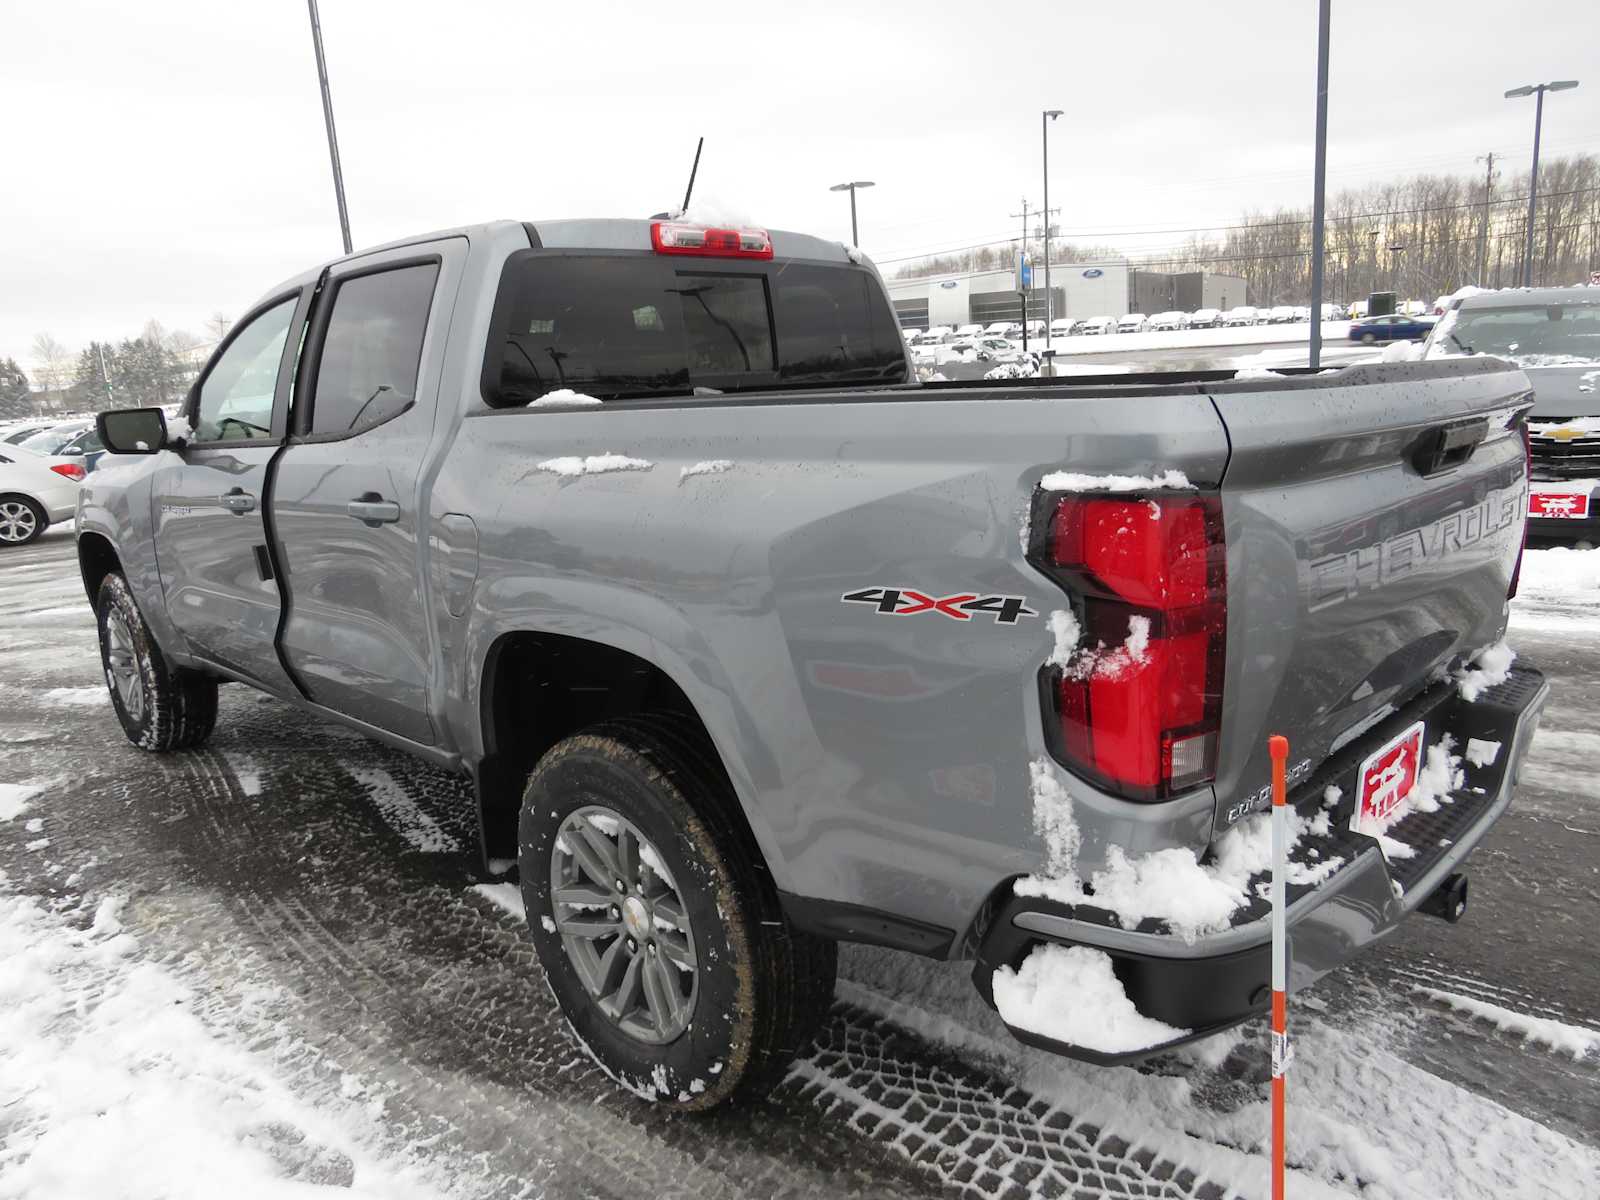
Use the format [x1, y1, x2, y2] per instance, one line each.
[306, 0, 353, 255]
[1475, 152, 1497, 285]
[95, 343, 113, 407]
[1042, 110, 1062, 349]
[1308, 0, 1330, 368]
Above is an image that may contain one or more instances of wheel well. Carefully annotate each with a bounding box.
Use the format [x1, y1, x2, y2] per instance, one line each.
[475, 632, 728, 865]
[77, 531, 121, 608]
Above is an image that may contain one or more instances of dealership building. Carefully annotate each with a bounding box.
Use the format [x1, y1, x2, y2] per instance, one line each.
[884, 262, 1248, 330]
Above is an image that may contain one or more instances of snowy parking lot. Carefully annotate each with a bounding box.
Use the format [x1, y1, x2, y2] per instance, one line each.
[3, 525, 1598, 1200]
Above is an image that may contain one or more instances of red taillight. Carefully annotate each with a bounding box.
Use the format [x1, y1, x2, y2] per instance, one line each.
[50, 463, 85, 481]
[1035, 492, 1227, 801]
[650, 221, 774, 259]
[1509, 421, 1531, 599]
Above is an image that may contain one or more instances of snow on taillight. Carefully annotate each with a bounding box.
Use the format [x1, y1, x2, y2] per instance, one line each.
[50, 463, 85, 481]
[650, 221, 773, 259]
[1031, 490, 1227, 802]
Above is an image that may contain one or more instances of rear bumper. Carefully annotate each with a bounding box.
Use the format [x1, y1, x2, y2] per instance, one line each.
[971, 665, 1549, 1065]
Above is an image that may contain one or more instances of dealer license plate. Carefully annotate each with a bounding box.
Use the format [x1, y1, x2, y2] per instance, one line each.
[1529, 490, 1590, 519]
[1351, 720, 1426, 834]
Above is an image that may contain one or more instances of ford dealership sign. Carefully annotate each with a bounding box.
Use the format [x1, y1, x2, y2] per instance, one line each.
[1081, 268, 1104, 279]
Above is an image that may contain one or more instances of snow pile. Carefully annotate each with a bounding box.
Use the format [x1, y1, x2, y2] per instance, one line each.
[166, 414, 193, 442]
[1453, 640, 1515, 702]
[0, 781, 42, 821]
[844, 245, 866, 265]
[1013, 764, 1342, 940]
[535, 453, 654, 478]
[1042, 608, 1148, 679]
[678, 459, 734, 481]
[1232, 366, 1286, 379]
[0, 891, 440, 1200]
[1039, 468, 1192, 492]
[1413, 985, 1600, 1060]
[992, 944, 1190, 1053]
[1380, 338, 1427, 362]
[672, 196, 755, 228]
[527, 389, 602, 409]
[471, 882, 527, 922]
[1529, 416, 1600, 436]
[984, 361, 1039, 380]
[1464, 738, 1501, 768]
[1045, 609, 1081, 668]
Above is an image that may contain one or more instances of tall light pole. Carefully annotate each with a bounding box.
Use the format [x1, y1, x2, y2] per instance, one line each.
[829, 181, 875, 247]
[1307, 0, 1330, 368]
[306, 0, 353, 255]
[1042, 110, 1062, 349]
[1505, 79, 1578, 286]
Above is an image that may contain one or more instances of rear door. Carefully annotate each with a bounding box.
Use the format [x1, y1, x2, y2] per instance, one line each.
[151, 289, 309, 692]
[1207, 360, 1532, 832]
[270, 239, 464, 745]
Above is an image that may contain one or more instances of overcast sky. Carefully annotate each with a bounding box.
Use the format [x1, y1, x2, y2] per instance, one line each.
[2, 0, 1595, 369]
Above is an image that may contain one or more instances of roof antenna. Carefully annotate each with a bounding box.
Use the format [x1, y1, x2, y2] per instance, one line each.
[680, 136, 704, 216]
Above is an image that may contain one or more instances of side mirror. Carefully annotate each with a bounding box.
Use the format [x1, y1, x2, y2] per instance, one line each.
[97, 407, 168, 455]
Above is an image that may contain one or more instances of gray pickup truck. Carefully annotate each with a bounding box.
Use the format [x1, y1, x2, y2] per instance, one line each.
[79, 217, 1546, 1107]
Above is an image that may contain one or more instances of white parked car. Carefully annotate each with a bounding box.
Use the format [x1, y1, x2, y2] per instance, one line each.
[1048, 318, 1076, 338]
[0, 444, 83, 546]
[1268, 305, 1299, 324]
[1116, 313, 1148, 334]
[1146, 311, 1188, 332]
[1189, 308, 1223, 329]
[975, 337, 1025, 363]
[1021, 319, 1045, 339]
[1222, 306, 1261, 327]
[922, 325, 954, 344]
[955, 323, 986, 338]
[901, 327, 920, 343]
[983, 321, 1020, 337]
[1076, 316, 1114, 336]
[1347, 301, 1368, 319]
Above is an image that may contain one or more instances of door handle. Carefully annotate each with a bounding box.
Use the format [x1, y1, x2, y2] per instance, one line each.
[220, 488, 257, 514]
[347, 494, 402, 527]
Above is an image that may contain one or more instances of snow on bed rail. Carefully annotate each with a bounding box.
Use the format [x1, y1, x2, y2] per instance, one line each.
[535, 453, 654, 478]
[678, 459, 734, 482]
[1039, 468, 1192, 492]
[527, 389, 603, 409]
[992, 944, 1191, 1053]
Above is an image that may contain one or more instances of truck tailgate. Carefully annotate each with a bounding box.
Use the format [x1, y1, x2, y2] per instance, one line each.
[1206, 359, 1532, 833]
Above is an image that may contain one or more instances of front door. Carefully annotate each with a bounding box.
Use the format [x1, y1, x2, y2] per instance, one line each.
[272, 241, 463, 745]
[152, 291, 305, 693]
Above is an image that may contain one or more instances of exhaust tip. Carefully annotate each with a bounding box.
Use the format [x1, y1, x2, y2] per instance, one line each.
[1421, 873, 1469, 923]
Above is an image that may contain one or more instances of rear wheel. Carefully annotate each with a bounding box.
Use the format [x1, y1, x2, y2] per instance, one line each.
[519, 715, 836, 1110]
[97, 573, 218, 752]
[1361, 333, 1377, 344]
[0, 496, 45, 546]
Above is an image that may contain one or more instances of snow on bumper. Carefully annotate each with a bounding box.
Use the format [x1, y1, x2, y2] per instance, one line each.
[971, 664, 1549, 1065]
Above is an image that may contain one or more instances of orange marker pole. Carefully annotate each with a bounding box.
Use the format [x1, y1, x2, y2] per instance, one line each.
[1268, 734, 1291, 1200]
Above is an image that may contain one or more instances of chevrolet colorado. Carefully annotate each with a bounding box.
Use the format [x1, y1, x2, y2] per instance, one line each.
[78, 217, 1545, 1108]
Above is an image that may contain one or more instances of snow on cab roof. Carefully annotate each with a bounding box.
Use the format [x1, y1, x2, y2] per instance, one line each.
[1452, 284, 1599, 309]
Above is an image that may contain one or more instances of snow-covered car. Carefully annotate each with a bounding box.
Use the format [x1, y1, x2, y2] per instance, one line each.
[900, 327, 919, 344]
[0, 444, 82, 546]
[1221, 306, 1260, 327]
[2, 422, 56, 446]
[1021, 319, 1045, 339]
[1263, 306, 1295, 324]
[1116, 313, 1148, 334]
[1076, 316, 1114, 336]
[955, 323, 986, 339]
[1146, 311, 1188, 332]
[983, 321, 1021, 337]
[1188, 308, 1222, 329]
[975, 337, 1025, 363]
[1048, 318, 1076, 338]
[1319, 303, 1342, 321]
[922, 325, 954, 344]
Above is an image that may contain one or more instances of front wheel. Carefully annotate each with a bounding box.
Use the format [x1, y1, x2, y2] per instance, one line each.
[97, 573, 218, 751]
[519, 715, 836, 1110]
[0, 495, 46, 546]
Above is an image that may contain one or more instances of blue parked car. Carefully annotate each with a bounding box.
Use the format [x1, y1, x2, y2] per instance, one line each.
[1348, 312, 1435, 344]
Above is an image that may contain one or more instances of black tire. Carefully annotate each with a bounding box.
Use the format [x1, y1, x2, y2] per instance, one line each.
[96, 572, 219, 752]
[519, 714, 836, 1111]
[1361, 333, 1377, 344]
[0, 494, 47, 547]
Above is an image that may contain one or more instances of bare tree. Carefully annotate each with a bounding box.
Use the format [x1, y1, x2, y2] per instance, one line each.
[30, 333, 74, 395]
[204, 312, 232, 342]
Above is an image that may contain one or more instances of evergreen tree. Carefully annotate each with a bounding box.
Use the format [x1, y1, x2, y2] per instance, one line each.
[0, 357, 33, 420]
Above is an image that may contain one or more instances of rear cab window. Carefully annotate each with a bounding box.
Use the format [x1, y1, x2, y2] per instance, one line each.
[483, 253, 908, 405]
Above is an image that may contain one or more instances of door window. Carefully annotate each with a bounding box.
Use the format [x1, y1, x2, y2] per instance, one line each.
[308, 263, 439, 437]
[193, 298, 296, 443]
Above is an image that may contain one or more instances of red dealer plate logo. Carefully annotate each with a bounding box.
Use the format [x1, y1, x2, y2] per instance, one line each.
[1352, 720, 1425, 833]
[1529, 491, 1590, 519]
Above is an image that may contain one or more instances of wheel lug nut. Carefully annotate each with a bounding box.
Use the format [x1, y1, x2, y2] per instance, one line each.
[615, 879, 626, 892]
[626, 936, 637, 952]
[647, 942, 656, 956]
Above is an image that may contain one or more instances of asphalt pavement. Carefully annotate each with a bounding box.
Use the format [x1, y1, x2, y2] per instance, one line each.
[3, 526, 1596, 1199]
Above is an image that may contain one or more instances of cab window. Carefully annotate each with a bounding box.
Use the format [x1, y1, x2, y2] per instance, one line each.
[193, 298, 296, 442]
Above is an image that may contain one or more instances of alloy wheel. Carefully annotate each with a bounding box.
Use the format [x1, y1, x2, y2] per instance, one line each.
[0, 500, 38, 544]
[104, 609, 146, 723]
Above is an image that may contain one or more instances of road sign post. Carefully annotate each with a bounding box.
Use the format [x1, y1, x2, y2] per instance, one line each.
[1268, 733, 1292, 1200]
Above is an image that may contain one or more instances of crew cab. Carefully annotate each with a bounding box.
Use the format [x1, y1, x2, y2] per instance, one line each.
[79, 216, 1545, 1106]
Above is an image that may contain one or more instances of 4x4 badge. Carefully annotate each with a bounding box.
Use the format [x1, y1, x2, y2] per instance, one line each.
[840, 587, 1036, 625]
